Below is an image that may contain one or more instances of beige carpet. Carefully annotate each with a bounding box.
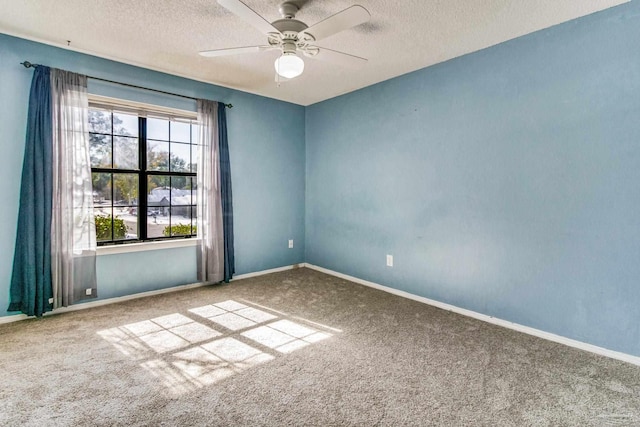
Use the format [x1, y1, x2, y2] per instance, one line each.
[1, 267, 639, 426]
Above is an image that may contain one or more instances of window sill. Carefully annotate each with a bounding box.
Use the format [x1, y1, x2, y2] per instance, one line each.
[97, 238, 198, 256]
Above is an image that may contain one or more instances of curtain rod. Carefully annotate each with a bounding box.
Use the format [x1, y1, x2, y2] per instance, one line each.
[20, 61, 233, 109]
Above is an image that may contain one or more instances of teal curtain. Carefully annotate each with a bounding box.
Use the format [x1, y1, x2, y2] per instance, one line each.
[9, 66, 53, 317]
[218, 103, 235, 282]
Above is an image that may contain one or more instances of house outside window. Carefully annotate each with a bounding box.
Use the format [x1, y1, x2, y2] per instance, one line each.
[88, 98, 198, 245]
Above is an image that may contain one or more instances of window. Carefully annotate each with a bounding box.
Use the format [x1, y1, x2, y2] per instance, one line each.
[89, 103, 199, 245]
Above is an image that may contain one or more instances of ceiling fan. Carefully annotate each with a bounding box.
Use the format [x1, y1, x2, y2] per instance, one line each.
[199, 0, 371, 80]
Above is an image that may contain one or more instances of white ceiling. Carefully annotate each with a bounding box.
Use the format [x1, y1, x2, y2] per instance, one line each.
[0, 0, 628, 106]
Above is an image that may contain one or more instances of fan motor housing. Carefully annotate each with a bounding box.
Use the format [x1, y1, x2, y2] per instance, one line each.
[271, 18, 308, 34]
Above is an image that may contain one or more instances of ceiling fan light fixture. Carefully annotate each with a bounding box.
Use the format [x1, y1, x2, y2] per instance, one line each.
[274, 53, 304, 79]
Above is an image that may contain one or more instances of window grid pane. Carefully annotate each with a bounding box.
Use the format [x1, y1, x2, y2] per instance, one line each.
[146, 175, 197, 238]
[90, 107, 197, 245]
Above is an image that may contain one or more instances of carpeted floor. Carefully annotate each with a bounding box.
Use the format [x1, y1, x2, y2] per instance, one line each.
[1, 267, 639, 426]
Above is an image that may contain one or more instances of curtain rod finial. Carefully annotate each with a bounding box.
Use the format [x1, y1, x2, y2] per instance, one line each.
[21, 61, 33, 68]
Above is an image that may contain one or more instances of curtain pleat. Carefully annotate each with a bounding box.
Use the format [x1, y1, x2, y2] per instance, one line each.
[196, 100, 224, 283]
[218, 103, 235, 282]
[9, 66, 53, 317]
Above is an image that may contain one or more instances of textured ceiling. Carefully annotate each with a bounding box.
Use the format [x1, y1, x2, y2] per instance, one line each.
[0, 0, 628, 106]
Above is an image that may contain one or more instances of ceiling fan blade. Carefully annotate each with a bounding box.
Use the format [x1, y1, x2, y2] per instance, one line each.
[199, 45, 276, 57]
[217, 0, 281, 35]
[309, 47, 368, 68]
[299, 5, 370, 42]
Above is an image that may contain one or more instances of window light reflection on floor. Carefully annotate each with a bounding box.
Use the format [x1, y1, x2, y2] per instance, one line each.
[97, 300, 335, 396]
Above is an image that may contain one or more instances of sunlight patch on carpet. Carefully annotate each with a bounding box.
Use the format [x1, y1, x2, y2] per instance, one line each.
[98, 299, 335, 396]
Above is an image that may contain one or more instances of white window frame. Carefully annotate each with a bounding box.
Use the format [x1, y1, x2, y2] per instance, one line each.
[88, 95, 200, 255]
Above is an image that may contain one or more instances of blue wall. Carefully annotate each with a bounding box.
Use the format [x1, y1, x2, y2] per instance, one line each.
[306, 2, 640, 356]
[0, 34, 306, 313]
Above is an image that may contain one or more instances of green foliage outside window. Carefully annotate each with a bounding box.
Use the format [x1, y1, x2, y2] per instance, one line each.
[90, 110, 194, 198]
[163, 224, 196, 237]
[95, 215, 127, 240]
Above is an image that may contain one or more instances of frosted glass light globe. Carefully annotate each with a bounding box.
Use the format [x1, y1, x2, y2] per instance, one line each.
[274, 53, 304, 79]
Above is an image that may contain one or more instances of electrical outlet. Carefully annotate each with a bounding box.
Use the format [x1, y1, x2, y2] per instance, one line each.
[386, 254, 393, 267]
[288, 239, 294, 248]
[85, 288, 92, 296]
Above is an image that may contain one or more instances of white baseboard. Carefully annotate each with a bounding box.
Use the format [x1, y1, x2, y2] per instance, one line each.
[0, 313, 29, 324]
[0, 263, 304, 325]
[232, 263, 304, 281]
[303, 263, 640, 367]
